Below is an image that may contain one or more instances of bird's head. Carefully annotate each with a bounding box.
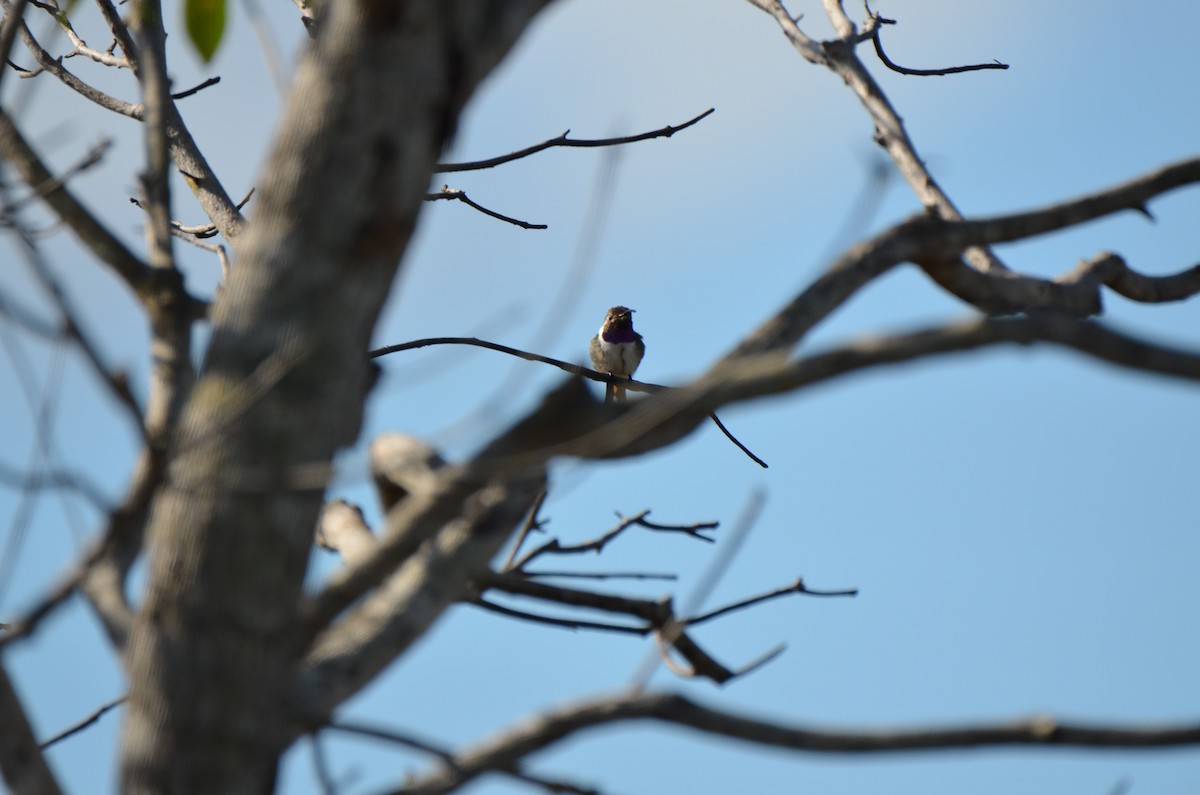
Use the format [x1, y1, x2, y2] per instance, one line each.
[604, 306, 635, 329]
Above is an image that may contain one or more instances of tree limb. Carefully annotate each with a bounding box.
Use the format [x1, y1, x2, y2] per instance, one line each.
[390, 690, 1200, 795]
[0, 110, 154, 300]
[0, 662, 64, 795]
[129, 0, 194, 443]
[18, 1, 247, 241]
[728, 157, 1200, 356]
[748, 0, 1009, 273]
[120, 6, 557, 791]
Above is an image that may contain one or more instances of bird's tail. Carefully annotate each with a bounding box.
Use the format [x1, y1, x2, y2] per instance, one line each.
[605, 382, 627, 403]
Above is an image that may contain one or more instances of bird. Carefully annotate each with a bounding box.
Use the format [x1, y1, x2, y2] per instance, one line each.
[589, 306, 645, 402]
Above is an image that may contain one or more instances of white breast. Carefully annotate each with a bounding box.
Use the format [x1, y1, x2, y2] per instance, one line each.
[594, 334, 642, 377]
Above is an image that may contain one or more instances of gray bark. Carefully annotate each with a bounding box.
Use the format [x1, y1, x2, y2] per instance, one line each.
[118, 4, 552, 792]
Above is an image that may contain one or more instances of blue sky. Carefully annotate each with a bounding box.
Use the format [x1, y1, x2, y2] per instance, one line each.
[2, 1, 1198, 793]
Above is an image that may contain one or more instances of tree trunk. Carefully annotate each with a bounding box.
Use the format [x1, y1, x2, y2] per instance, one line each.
[118, 4, 553, 792]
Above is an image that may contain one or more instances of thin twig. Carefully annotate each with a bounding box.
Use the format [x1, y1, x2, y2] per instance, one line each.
[325, 720, 455, 762]
[508, 510, 716, 572]
[522, 570, 676, 582]
[368, 336, 766, 466]
[39, 695, 127, 749]
[309, 732, 337, 795]
[474, 575, 766, 685]
[870, 16, 1008, 76]
[131, 187, 253, 238]
[326, 720, 598, 794]
[18, 234, 149, 440]
[634, 513, 719, 540]
[425, 187, 547, 229]
[93, 0, 138, 73]
[472, 596, 646, 635]
[707, 412, 767, 468]
[15, 20, 143, 117]
[1, 137, 112, 217]
[435, 108, 715, 173]
[686, 577, 857, 627]
[0, 460, 113, 510]
[501, 486, 548, 571]
[631, 490, 765, 690]
[0, 108, 153, 295]
[171, 75, 220, 100]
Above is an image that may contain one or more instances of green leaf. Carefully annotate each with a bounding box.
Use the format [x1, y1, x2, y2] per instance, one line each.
[185, 0, 226, 63]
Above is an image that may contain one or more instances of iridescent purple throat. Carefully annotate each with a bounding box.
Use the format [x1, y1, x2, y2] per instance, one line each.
[602, 325, 639, 344]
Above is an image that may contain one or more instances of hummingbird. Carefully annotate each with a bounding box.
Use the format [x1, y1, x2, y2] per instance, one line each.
[589, 306, 645, 402]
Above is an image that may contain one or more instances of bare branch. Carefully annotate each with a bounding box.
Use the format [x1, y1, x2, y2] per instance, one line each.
[368, 318, 1199, 489]
[309, 733, 337, 795]
[59, 18, 132, 68]
[371, 335, 602, 375]
[821, 0, 855, 38]
[0, 459, 112, 510]
[326, 720, 600, 795]
[0, 0, 30, 94]
[0, 538, 96, 648]
[325, 720, 455, 762]
[507, 510, 717, 573]
[707, 411, 768, 468]
[390, 690, 1200, 795]
[476, 571, 781, 685]
[131, 187, 254, 239]
[685, 578, 858, 627]
[0, 110, 154, 298]
[368, 336, 764, 465]
[0, 286, 57, 339]
[1063, 251, 1200, 304]
[15, 20, 143, 116]
[1, 137, 112, 217]
[868, 12, 1008, 76]
[742, 1, 825, 64]
[297, 475, 546, 717]
[130, 0, 195, 442]
[0, 663, 64, 794]
[748, 0, 1009, 273]
[39, 695, 127, 750]
[0, 445, 160, 652]
[501, 485, 548, 570]
[643, 317, 1200, 463]
[16, 227, 149, 441]
[435, 108, 715, 173]
[635, 513, 720, 539]
[93, 0, 138, 73]
[14, 9, 247, 242]
[471, 596, 646, 635]
[171, 75, 220, 100]
[729, 158, 1200, 357]
[521, 570, 676, 582]
[478, 571, 664, 624]
[632, 490, 766, 689]
[426, 186, 547, 229]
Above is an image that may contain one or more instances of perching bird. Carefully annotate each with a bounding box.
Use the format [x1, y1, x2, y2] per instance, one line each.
[589, 306, 645, 402]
